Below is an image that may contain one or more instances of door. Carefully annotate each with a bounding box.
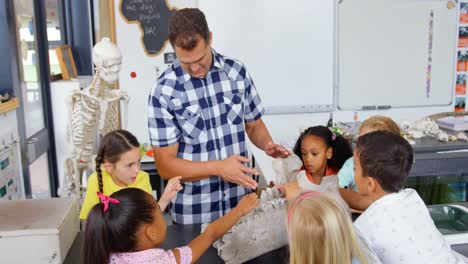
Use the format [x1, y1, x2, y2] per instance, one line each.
[12, 0, 58, 198]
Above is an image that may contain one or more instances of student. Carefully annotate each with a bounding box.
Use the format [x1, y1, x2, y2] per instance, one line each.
[279, 126, 352, 212]
[287, 191, 380, 264]
[82, 188, 259, 264]
[338, 115, 400, 190]
[80, 129, 182, 220]
[292, 125, 352, 185]
[353, 131, 467, 263]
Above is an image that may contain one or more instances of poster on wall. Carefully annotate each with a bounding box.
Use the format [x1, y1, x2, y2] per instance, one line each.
[456, 74, 467, 95]
[461, 2, 468, 23]
[0, 144, 22, 200]
[459, 26, 468, 48]
[455, 1, 468, 111]
[455, 97, 466, 112]
[457, 50, 468, 72]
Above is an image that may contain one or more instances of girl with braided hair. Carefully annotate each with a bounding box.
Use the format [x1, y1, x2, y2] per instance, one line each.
[80, 129, 182, 220]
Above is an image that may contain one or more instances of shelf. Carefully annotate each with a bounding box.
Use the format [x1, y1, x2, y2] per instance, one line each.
[0, 98, 19, 114]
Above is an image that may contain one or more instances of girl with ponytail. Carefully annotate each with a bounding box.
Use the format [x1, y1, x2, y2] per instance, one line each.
[80, 129, 182, 220]
[82, 188, 259, 264]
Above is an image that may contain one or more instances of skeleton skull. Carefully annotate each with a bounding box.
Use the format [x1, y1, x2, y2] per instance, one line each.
[92, 37, 122, 84]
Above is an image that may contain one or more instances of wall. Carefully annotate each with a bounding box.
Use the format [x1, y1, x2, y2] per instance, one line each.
[111, 0, 456, 181]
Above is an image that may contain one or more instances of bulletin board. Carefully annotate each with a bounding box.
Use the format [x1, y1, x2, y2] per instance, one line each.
[338, 0, 457, 110]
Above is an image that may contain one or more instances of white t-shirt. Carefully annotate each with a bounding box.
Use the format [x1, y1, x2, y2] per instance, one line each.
[297, 171, 351, 215]
[354, 188, 468, 264]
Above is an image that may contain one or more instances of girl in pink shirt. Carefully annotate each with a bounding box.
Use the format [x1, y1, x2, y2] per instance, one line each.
[82, 188, 259, 264]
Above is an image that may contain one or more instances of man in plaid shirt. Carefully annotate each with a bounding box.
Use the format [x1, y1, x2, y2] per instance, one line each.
[148, 8, 290, 224]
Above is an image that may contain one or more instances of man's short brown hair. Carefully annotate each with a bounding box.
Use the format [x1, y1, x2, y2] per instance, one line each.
[169, 8, 210, 50]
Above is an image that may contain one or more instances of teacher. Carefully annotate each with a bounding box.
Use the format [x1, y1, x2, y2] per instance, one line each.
[148, 8, 289, 224]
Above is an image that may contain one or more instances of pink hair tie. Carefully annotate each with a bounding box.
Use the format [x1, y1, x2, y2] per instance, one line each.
[97, 192, 120, 212]
[287, 191, 320, 225]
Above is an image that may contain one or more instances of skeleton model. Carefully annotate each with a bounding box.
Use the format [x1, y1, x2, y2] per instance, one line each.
[58, 38, 129, 197]
[203, 155, 351, 264]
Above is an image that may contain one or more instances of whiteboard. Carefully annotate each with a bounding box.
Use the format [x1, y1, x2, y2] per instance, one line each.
[199, 0, 335, 114]
[338, 0, 457, 110]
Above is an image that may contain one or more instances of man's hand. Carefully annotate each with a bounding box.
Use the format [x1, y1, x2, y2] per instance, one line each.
[217, 155, 258, 190]
[277, 181, 302, 202]
[264, 142, 291, 159]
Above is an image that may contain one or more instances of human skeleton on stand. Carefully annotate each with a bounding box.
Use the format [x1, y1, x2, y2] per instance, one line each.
[58, 38, 129, 197]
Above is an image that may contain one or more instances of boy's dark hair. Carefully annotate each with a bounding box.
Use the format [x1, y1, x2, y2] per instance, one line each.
[356, 131, 414, 193]
[82, 188, 156, 264]
[95, 130, 140, 193]
[168, 8, 210, 50]
[293, 125, 352, 170]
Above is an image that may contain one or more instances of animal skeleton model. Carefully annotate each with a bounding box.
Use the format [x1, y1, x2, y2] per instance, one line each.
[203, 155, 351, 264]
[58, 38, 129, 197]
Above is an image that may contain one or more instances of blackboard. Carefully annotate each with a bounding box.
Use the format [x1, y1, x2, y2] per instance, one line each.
[119, 0, 175, 56]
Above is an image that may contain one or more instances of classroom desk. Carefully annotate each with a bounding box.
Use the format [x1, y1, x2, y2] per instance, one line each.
[63, 223, 289, 264]
[409, 135, 468, 177]
[64, 220, 468, 264]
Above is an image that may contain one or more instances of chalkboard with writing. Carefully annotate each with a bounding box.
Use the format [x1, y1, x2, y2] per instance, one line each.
[120, 0, 175, 56]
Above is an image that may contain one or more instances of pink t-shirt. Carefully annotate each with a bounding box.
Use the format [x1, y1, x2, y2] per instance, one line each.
[109, 246, 192, 264]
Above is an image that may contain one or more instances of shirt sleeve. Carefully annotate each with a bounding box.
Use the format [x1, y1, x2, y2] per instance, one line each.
[337, 157, 355, 188]
[148, 81, 181, 147]
[174, 246, 192, 264]
[79, 173, 100, 220]
[243, 70, 265, 122]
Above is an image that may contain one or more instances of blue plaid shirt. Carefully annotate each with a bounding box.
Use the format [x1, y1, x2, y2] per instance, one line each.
[148, 49, 264, 224]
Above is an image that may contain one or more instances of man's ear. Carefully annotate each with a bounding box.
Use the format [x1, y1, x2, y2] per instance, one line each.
[102, 162, 114, 174]
[209, 31, 213, 45]
[326, 147, 333, 160]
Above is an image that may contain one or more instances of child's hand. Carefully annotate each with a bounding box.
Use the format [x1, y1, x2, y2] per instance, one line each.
[161, 176, 183, 202]
[235, 193, 260, 216]
[277, 181, 302, 202]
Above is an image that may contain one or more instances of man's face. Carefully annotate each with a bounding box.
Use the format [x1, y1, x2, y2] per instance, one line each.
[174, 34, 213, 78]
[353, 149, 368, 196]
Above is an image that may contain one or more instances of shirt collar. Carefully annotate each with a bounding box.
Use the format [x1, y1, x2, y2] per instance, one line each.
[174, 48, 224, 84]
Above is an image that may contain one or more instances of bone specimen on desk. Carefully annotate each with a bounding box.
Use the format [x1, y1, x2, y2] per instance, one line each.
[205, 155, 351, 263]
[203, 187, 288, 264]
[58, 38, 129, 197]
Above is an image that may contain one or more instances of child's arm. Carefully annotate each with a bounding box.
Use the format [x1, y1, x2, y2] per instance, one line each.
[175, 193, 259, 264]
[339, 188, 373, 211]
[158, 176, 183, 211]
